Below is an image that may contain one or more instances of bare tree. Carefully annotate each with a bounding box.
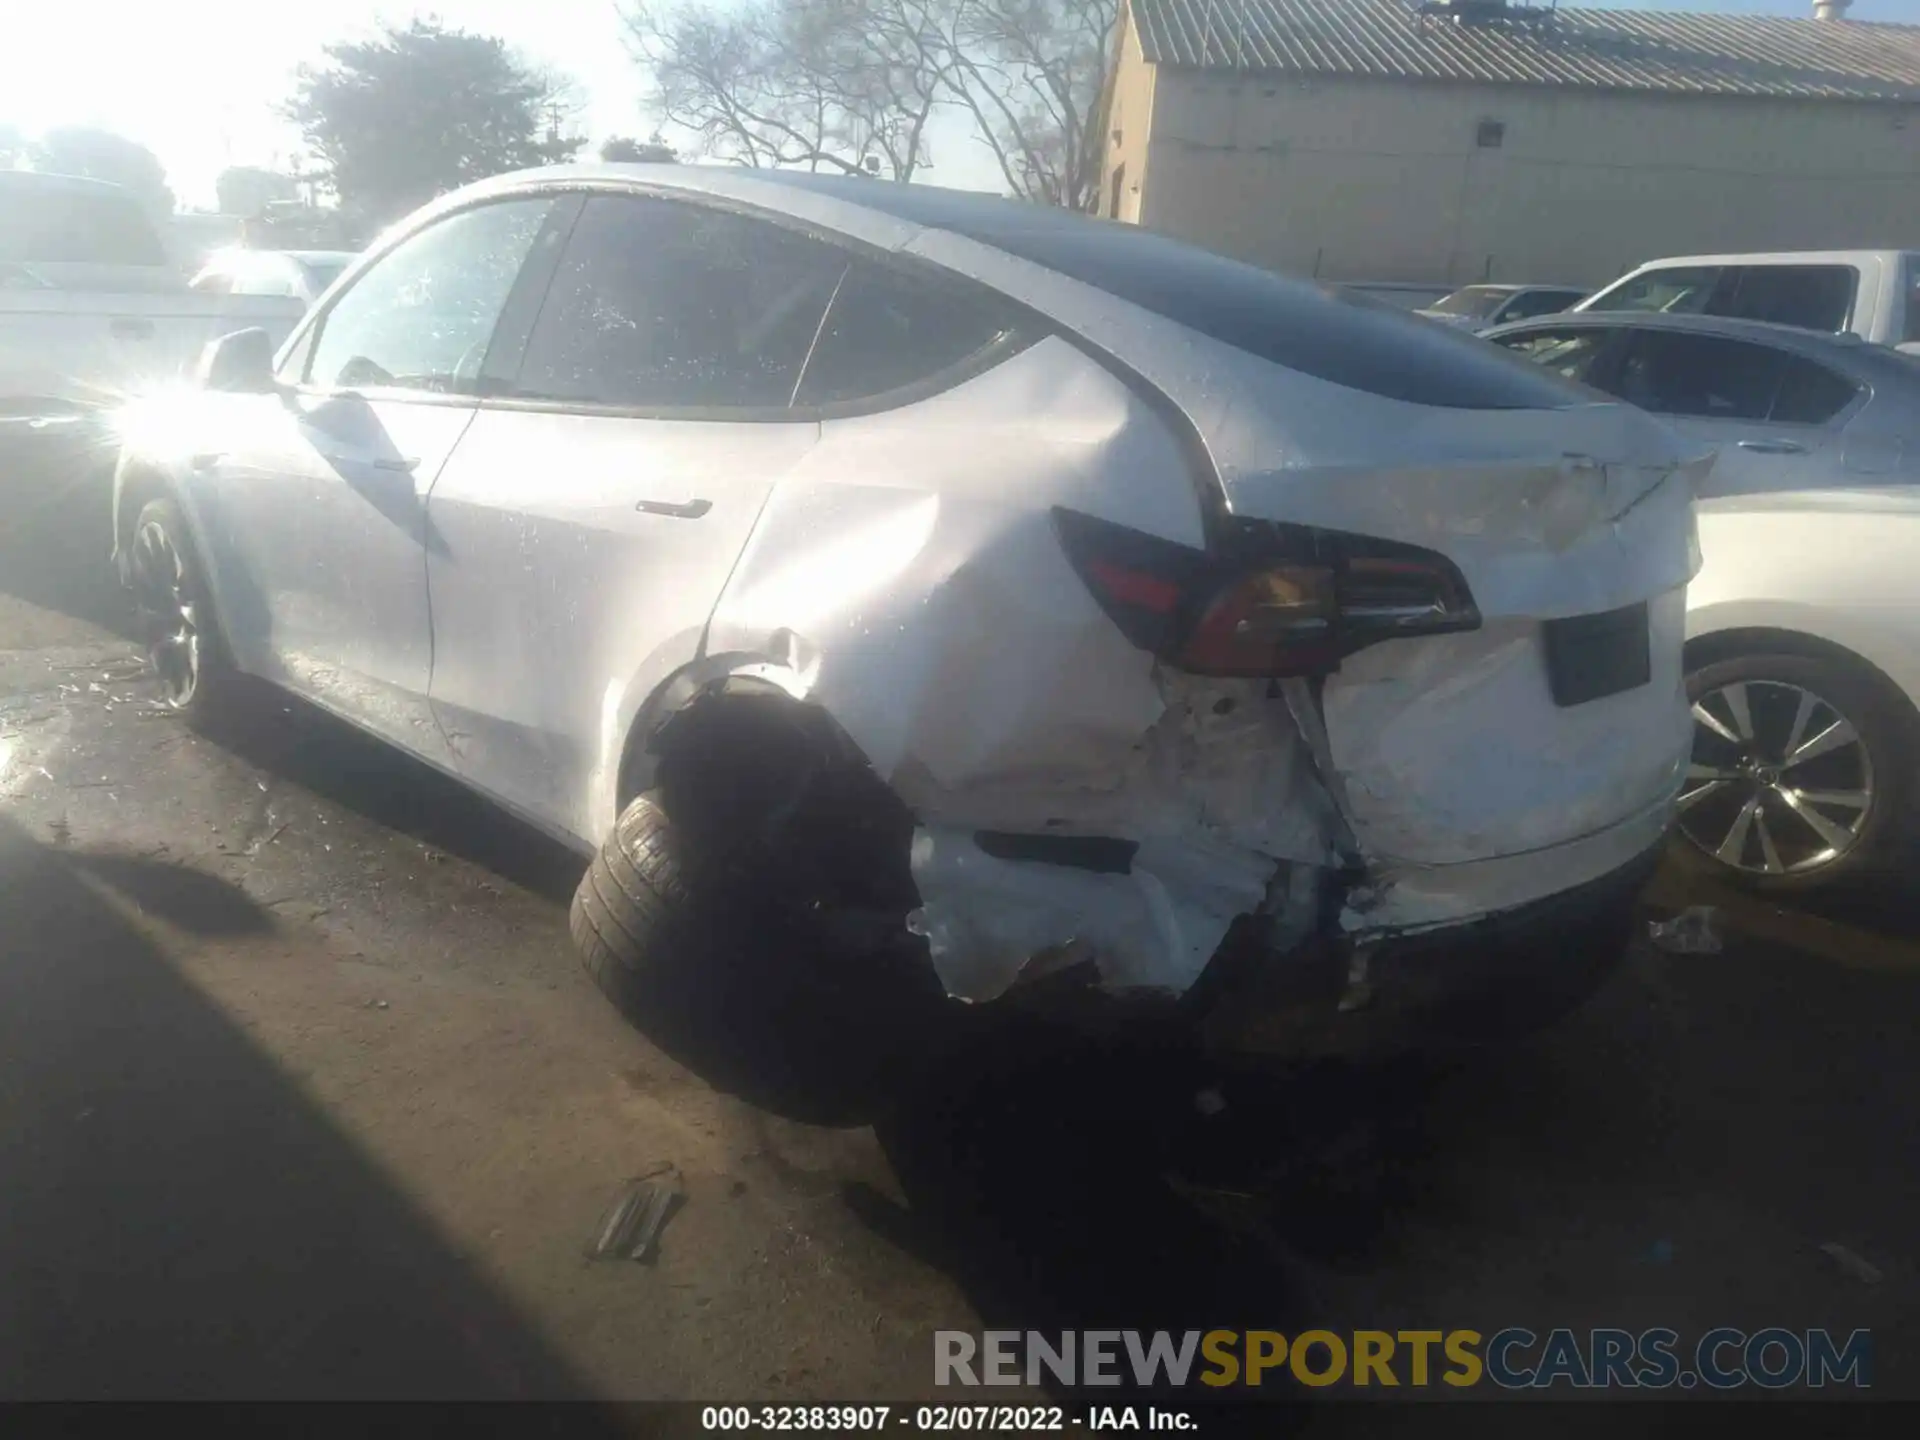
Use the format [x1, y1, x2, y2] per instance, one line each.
[621, 0, 1115, 205]
[946, 1, 1114, 210]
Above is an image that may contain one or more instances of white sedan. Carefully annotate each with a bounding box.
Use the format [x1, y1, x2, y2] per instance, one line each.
[1683, 487, 1920, 889]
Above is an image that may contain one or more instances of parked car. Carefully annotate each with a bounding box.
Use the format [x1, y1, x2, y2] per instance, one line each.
[1417, 284, 1588, 332]
[1577, 250, 1920, 350]
[189, 248, 358, 308]
[1482, 312, 1920, 498]
[111, 165, 1706, 1118]
[1, 172, 308, 470]
[1338, 281, 1453, 312]
[1683, 486, 1920, 890]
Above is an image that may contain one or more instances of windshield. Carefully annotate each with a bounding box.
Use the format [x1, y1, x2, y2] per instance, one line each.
[299, 259, 350, 294]
[1427, 286, 1511, 319]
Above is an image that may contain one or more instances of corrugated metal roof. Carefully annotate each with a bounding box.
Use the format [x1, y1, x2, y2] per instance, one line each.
[1132, 0, 1920, 101]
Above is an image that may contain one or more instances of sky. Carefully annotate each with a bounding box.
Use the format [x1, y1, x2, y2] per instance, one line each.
[0, 0, 1915, 211]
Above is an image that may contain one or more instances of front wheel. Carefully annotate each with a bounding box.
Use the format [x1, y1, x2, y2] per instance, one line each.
[1675, 651, 1915, 892]
[127, 497, 234, 722]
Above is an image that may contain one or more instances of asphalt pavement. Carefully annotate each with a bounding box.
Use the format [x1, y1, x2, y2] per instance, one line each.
[3, 477, 1917, 1414]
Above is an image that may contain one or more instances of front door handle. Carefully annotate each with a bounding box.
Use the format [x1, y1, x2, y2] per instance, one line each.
[369, 456, 419, 473]
[1736, 439, 1808, 456]
[635, 498, 711, 519]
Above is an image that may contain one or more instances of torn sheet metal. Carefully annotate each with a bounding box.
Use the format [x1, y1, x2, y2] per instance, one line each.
[909, 827, 1274, 1002]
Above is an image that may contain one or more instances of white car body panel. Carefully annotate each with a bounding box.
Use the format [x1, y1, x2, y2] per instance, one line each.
[184, 390, 476, 755]
[1688, 486, 1920, 715]
[1577, 249, 1917, 347]
[0, 281, 304, 415]
[117, 165, 1710, 1004]
[428, 408, 824, 841]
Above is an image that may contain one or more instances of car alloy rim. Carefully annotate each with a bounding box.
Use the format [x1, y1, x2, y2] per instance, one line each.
[130, 519, 201, 708]
[1678, 679, 1873, 876]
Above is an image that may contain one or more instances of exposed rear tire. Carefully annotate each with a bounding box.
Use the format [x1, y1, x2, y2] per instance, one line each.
[127, 497, 235, 725]
[1674, 651, 1916, 893]
[572, 790, 954, 1126]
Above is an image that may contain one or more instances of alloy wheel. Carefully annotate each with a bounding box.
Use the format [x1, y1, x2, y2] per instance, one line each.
[130, 519, 201, 709]
[1678, 679, 1873, 876]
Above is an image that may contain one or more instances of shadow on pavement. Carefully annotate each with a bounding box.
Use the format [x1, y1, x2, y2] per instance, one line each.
[0, 453, 133, 638]
[0, 811, 601, 1401]
[193, 684, 588, 907]
[842, 1014, 1440, 1423]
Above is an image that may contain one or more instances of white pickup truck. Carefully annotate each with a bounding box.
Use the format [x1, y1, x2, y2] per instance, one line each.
[1578, 249, 1920, 351]
[2, 171, 305, 464]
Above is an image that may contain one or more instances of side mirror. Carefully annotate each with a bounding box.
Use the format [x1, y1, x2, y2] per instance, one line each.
[197, 328, 278, 393]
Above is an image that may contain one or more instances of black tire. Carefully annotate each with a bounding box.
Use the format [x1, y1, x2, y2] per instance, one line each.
[572, 790, 955, 1126]
[1674, 651, 1916, 893]
[127, 497, 235, 724]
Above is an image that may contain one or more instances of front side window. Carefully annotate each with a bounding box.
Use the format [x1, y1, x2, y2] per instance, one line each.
[305, 198, 554, 394]
[1714, 266, 1856, 334]
[795, 261, 1021, 408]
[1585, 266, 1722, 316]
[508, 196, 849, 410]
[1612, 332, 1783, 420]
[1492, 328, 1612, 384]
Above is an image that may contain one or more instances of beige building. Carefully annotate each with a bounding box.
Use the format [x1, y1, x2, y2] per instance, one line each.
[1101, 0, 1920, 289]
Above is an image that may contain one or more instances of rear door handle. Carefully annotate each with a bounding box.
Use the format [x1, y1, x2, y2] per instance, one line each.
[1736, 439, 1808, 455]
[369, 456, 419, 473]
[110, 318, 156, 340]
[635, 498, 711, 519]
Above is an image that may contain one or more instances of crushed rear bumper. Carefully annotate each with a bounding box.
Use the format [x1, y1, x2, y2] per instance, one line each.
[1195, 840, 1665, 1061]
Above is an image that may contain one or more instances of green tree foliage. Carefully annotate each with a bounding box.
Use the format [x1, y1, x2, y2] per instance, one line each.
[288, 19, 585, 227]
[600, 135, 679, 162]
[28, 126, 175, 215]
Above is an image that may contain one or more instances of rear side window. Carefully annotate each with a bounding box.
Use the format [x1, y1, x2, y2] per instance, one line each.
[1769, 356, 1860, 425]
[794, 262, 1020, 408]
[0, 188, 167, 268]
[1613, 332, 1783, 420]
[1586, 266, 1721, 316]
[1714, 266, 1855, 333]
[508, 196, 849, 411]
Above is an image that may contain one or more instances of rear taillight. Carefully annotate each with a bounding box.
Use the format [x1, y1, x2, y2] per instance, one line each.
[1052, 507, 1479, 679]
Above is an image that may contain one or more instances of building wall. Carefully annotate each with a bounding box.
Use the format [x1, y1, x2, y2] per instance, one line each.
[1103, 14, 1158, 223]
[1127, 66, 1920, 287]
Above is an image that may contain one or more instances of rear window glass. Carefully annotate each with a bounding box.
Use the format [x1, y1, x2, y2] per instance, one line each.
[0, 187, 167, 267]
[751, 173, 1588, 411]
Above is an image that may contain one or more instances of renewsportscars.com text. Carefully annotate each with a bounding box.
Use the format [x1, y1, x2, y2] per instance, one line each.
[935, 1327, 1872, 1391]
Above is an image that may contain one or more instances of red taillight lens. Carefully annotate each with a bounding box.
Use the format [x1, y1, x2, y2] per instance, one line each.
[1053, 507, 1479, 679]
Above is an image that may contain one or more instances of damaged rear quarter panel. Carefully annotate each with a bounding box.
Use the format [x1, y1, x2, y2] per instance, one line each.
[700, 335, 1343, 1001]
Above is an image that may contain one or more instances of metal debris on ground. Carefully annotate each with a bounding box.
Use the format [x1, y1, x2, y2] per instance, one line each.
[1647, 906, 1722, 954]
[1819, 1241, 1884, 1285]
[591, 1165, 685, 1263]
